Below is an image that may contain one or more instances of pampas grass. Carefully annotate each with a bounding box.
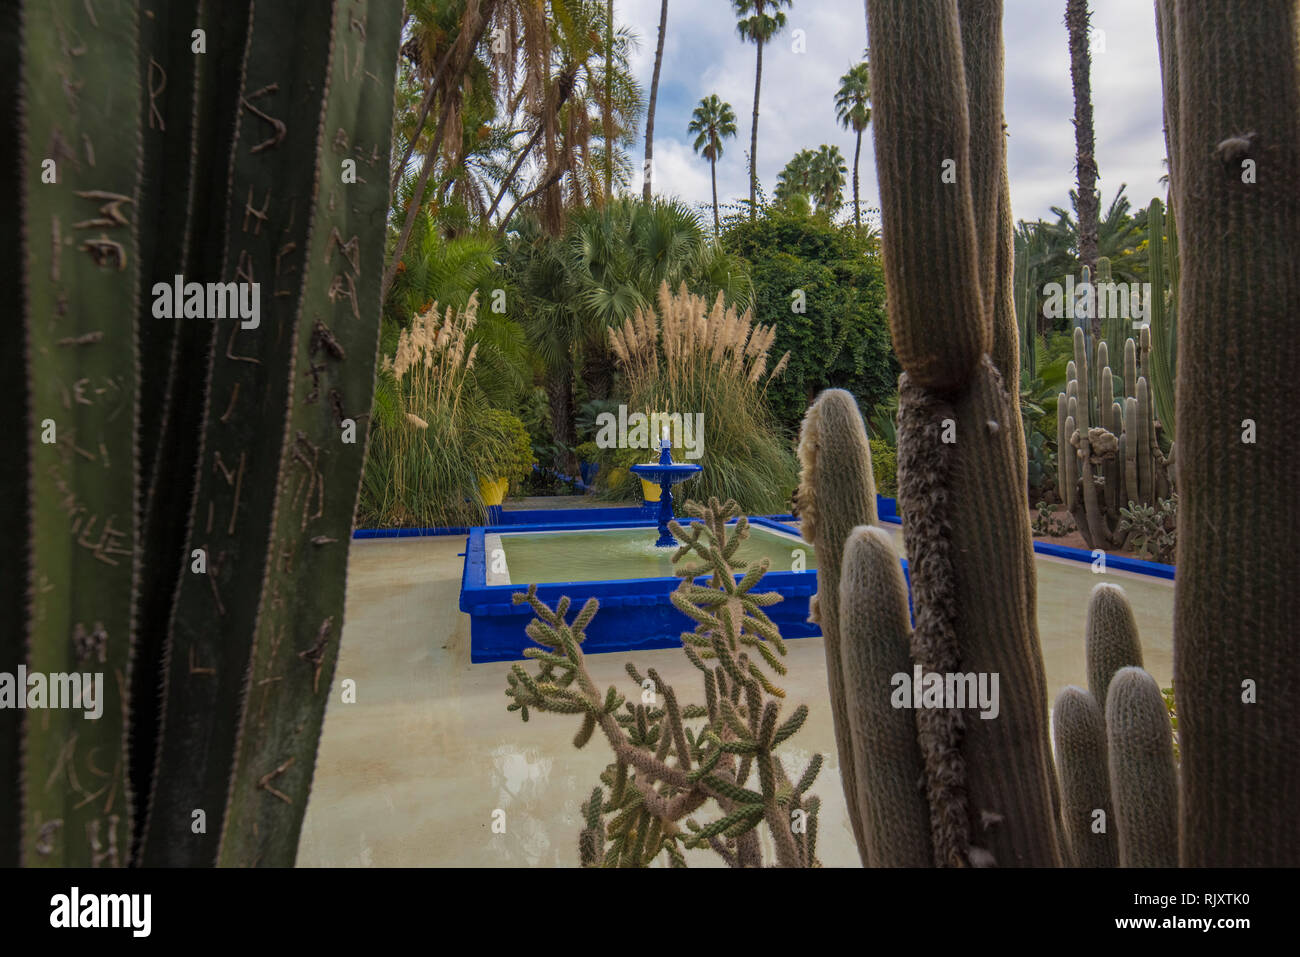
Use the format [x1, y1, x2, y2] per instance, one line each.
[607, 282, 798, 513]
[359, 294, 512, 528]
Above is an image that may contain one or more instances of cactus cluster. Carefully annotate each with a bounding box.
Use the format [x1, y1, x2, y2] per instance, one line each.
[1052, 584, 1177, 867]
[1058, 325, 1175, 549]
[792, 0, 1299, 869]
[2, 0, 402, 866]
[505, 499, 824, 867]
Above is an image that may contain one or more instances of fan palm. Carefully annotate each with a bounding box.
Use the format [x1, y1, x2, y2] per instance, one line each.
[688, 94, 739, 231]
[734, 0, 793, 218]
[834, 59, 871, 228]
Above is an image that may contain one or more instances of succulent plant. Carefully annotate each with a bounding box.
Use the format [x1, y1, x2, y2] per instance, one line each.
[505, 499, 823, 867]
[4, 0, 402, 867]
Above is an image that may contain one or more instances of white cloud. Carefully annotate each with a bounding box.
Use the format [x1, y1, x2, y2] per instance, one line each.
[614, 0, 1168, 225]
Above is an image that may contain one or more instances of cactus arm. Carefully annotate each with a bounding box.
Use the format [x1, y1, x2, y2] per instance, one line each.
[838, 527, 932, 866]
[1106, 667, 1179, 867]
[1085, 583, 1144, 710]
[866, 0, 990, 391]
[217, 0, 402, 867]
[19, 0, 142, 866]
[1052, 687, 1117, 867]
[794, 389, 878, 862]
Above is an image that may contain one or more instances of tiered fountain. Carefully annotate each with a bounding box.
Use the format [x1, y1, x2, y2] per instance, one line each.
[629, 437, 703, 547]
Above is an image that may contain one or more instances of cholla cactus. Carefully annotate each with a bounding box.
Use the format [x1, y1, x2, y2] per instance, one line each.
[505, 498, 822, 867]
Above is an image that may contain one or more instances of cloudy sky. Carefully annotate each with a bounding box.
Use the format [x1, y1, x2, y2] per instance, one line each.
[617, 0, 1168, 226]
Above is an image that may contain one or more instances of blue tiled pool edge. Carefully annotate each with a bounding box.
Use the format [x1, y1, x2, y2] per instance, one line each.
[356, 495, 1173, 662]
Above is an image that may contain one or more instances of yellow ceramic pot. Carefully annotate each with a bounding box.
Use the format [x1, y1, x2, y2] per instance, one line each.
[479, 476, 509, 506]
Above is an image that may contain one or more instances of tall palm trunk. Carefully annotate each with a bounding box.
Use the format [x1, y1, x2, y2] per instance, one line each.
[852, 128, 862, 228]
[1066, 0, 1100, 337]
[749, 38, 763, 218]
[604, 0, 614, 200]
[643, 0, 669, 201]
[710, 155, 720, 232]
[546, 366, 578, 471]
[382, 0, 497, 299]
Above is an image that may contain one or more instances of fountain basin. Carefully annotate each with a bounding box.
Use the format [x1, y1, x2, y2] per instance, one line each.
[459, 517, 830, 662]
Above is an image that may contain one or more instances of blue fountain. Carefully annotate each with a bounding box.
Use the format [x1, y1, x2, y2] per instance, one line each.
[630, 438, 703, 547]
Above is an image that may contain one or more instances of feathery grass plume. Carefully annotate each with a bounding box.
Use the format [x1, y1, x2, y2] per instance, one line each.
[504, 499, 822, 867]
[360, 294, 529, 528]
[605, 281, 796, 513]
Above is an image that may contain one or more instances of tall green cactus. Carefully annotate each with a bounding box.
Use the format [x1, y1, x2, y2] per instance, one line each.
[19, 0, 143, 867]
[1145, 197, 1177, 439]
[5, 0, 401, 867]
[856, 0, 1062, 866]
[797, 0, 1298, 871]
[1160, 0, 1300, 866]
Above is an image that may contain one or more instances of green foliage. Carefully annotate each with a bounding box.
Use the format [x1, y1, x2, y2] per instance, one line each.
[722, 209, 897, 432]
[1032, 501, 1075, 537]
[481, 408, 536, 487]
[505, 498, 822, 867]
[868, 439, 897, 497]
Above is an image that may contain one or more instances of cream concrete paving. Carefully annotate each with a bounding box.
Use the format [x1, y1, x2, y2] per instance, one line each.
[296, 526, 1173, 867]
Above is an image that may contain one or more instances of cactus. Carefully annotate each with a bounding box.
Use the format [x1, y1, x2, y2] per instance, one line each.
[1145, 197, 1178, 438]
[837, 527, 933, 866]
[850, 0, 1062, 867]
[799, 0, 1298, 871]
[1059, 325, 1173, 549]
[794, 388, 877, 860]
[1106, 667, 1179, 867]
[504, 499, 824, 868]
[1051, 687, 1117, 867]
[5, 0, 402, 867]
[1159, 0, 1300, 866]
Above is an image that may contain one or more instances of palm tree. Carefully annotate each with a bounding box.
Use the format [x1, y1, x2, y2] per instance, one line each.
[734, 0, 792, 219]
[775, 146, 844, 217]
[834, 59, 871, 229]
[688, 95, 738, 231]
[643, 0, 670, 200]
[775, 148, 815, 206]
[810, 144, 847, 214]
[1066, 0, 1101, 336]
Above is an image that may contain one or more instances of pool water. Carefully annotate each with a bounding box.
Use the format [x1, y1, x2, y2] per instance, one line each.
[489, 524, 816, 585]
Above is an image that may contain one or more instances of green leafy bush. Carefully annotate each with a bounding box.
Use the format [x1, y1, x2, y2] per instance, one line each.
[869, 439, 897, 497]
[722, 210, 898, 432]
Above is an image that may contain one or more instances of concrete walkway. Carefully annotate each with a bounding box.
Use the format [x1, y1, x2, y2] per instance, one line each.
[296, 526, 1173, 867]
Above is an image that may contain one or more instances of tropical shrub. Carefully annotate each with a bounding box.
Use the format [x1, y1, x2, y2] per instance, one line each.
[722, 209, 897, 432]
[868, 439, 897, 497]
